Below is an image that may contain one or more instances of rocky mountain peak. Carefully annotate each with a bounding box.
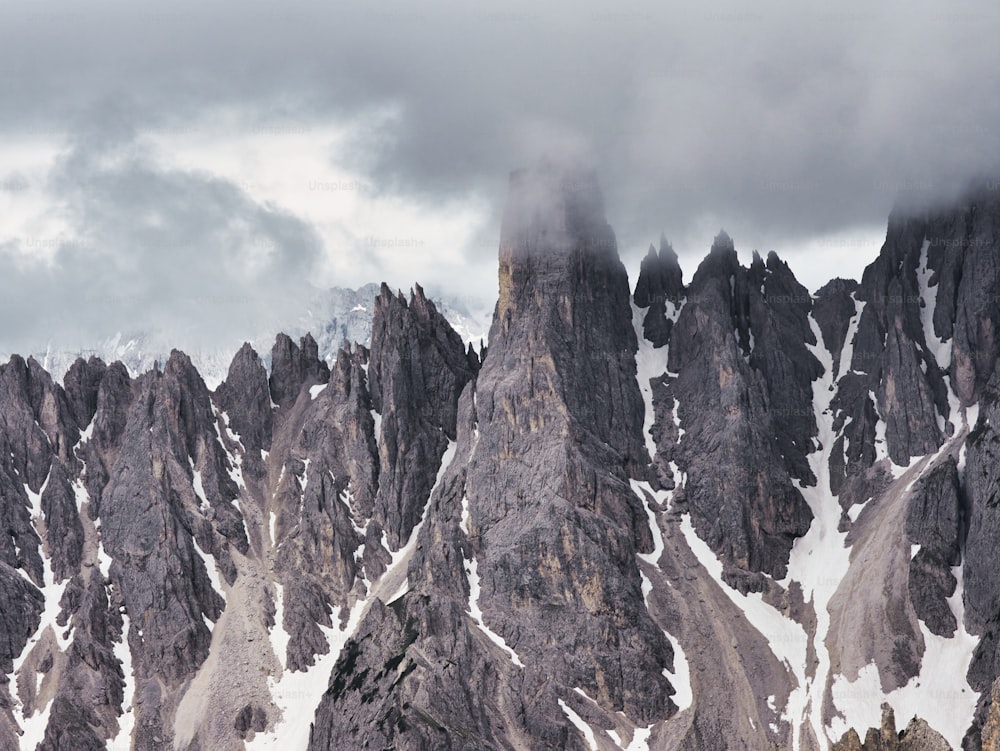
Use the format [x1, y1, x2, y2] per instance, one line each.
[367, 281, 478, 549]
[496, 162, 615, 328]
[714, 228, 735, 249]
[489, 160, 647, 470]
[688, 229, 739, 286]
[216, 342, 272, 452]
[268, 332, 331, 408]
[634, 236, 685, 347]
[813, 277, 861, 378]
[62, 355, 108, 430]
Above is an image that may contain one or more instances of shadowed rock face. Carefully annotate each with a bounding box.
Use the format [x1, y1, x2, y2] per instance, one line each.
[368, 283, 479, 550]
[657, 235, 818, 583]
[814, 278, 861, 379]
[62, 356, 108, 430]
[215, 343, 272, 454]
[831, 186, 1000, 492]
[905, 458, 961, 637]
[5, 171, 1000, 751]
[268, 332, 330, 409]
[963, 372, 1000, 745]
[269, 344, 380, 673]
[633, 237, 685, 347]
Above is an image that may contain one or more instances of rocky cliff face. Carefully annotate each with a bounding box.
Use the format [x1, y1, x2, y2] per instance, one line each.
[2, 171, 1000, 751]
[650, 234, 820, 587]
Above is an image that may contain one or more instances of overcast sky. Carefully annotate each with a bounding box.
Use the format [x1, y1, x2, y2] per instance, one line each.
[1, 0, 998, 360]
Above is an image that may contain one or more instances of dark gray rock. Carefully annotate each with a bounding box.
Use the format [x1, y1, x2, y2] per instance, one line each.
[0, 355, 73, 493]
[747, 250, 825, 484]
[62, 356, 108, 430]
[831, 206, 952, 482]
[927, 186, 1000, 406]
[97, 350, 248, 747]
[813, 278, 860, 379]
[660, 234, 815, 579]
[78, 361, 133, 519]
[908, 550, 957, 638]
[963, 388, 1000, 637]
[0, 445, 45, 587]
[878, 319, 943, 466]
[215, 342, 273, 453]
[38, 567, 126, 751]
[634, 237, 685, 348]
[963, 377, 1000, 730]
[369, 283, 478, 549]
[269, 332, 330, 409]
[0, 564, 43, 674]
[271, 344, 380, 671]
[906, 457, 961, 563]
[829, 372, 880, 497]
[40, 459, 85, 583]
[903, 457, 961, 637]
[833, 184, 1000, 498]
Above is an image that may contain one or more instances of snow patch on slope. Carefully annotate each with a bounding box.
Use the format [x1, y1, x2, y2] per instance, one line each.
[193, 537, 227, 605]
[248, 598, 368, 751]
[214, 408, 247, 491]
[460, 494, 471, 536]
[771, 312, 858, 749]
[107, 611, 136, 750]
[463, 555, 525, 668]
[830, 565, 978, 751]
[630, 480, 669, 569]
[631, 302, 680, 463]
[559, 698, 599, 750]
[191, 463, 209, 512]
[250, 441, 459, 750]
[915, 238, 953, 371]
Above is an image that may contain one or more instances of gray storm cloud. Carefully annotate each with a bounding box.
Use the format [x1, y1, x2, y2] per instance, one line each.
[0, 106, 325, 357]
[0, 0, 998, 352]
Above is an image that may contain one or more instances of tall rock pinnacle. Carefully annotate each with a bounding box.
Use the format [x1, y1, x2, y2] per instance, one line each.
[307, 163, 678, 750]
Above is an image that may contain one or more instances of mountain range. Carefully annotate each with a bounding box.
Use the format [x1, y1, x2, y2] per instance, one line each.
[8, 285, 492, 391]
[2, 163, 1000, 750]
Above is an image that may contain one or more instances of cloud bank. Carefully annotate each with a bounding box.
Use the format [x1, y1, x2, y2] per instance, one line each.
[1, 0, 997, 358]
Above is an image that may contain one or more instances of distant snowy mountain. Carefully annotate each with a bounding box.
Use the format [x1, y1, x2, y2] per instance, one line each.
[18, 283, 492, 388]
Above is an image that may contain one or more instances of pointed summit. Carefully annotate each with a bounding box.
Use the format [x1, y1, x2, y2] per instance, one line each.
[714, 229, 735, 250]
[634, 235, 685, 347]
[497, 162, 617, 328]
[690, 230, 741, 290]
[268, 332, 331, 409]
